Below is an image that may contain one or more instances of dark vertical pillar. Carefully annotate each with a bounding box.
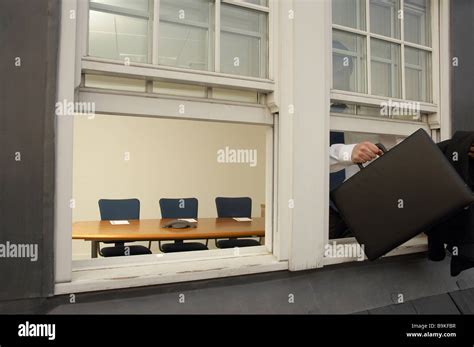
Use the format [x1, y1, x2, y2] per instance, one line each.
[451, 0, 474, 133]
[329, 132, 346, 190]
[0, 0, 59, 300]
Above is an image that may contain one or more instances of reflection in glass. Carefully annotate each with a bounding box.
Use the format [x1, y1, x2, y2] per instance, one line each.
[371, 39, 401, 98]
[332, 30, 367, 93]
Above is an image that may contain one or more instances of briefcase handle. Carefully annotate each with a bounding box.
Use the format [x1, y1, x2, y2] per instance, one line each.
[357, 143, 388, 170]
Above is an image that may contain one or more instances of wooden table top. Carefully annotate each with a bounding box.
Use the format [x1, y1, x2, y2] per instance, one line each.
[72, 217, 265, 241]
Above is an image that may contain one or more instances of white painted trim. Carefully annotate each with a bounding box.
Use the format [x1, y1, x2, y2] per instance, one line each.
[331, 89, 438, 113]
[73, 246, 271, 271]
[330, 113, 429, 136]
[75, 0, 88, 88]
[438, 0, 451, 139]
[400, 0, 406, 99]
[366, 0, 372, 95]
[265, 127, 274, 252]
[78, 89, 273, 125]
[82, 58, 275, 92]
[289, 0, 331, 271]
[267, 0, 275, 81]
[215, 0, 221, 73]
[88, 1, 150, 19]
[222, 0, 270, 13]
[55, 0, 77, 283]
[265, 0, 279, 112]
[56, 254, 288, 294]
[273, 0, 293, 262]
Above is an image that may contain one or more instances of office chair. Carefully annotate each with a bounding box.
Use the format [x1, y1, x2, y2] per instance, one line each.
[215, 197, 261, 248]
[154, 198, 208, 253]
[98, 199, 152, 257]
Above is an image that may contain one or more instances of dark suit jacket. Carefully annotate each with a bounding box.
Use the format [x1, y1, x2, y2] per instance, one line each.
[428, 131, 474, 276]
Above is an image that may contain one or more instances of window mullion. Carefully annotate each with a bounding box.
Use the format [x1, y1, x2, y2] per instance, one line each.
[215, 0, 221, 73]
[400, 0, 406, 99]
[366, 0, 372, 95]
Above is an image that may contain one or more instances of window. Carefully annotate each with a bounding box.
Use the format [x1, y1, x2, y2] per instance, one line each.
[329, 0, 438, 264]
[332, 0, 432, 103]
[89, 0, 151, 63]
[88, 0, 269, 79]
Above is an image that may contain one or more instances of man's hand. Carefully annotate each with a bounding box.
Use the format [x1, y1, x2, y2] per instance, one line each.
[352, 141, 383, 164]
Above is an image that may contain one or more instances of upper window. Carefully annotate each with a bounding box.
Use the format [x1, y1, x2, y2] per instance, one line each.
[88, 0, 269, 79]
[332, 0, 432, 103]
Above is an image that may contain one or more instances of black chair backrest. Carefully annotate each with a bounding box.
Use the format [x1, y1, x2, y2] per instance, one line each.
[215, 197, 252, 218]
[159, 198, 198, 219]
[98, 199, 140, 221]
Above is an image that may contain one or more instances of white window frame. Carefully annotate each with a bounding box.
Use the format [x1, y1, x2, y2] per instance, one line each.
[331, 0, 438, 115]
[326, 0, 450, 266]
[54, 0, 291, 294]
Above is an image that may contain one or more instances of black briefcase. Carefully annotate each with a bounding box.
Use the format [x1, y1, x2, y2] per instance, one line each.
[330, 128, 474, 260]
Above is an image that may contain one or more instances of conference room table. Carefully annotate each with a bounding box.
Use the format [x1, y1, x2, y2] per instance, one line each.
[72, 217, 265, 258]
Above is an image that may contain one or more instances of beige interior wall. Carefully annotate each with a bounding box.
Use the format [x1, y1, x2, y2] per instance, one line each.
[72, 114, 267, 260]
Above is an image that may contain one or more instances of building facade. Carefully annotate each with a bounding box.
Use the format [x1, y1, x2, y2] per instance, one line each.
[1, 0, 473, 303]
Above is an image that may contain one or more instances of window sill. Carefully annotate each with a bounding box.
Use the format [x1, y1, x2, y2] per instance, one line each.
[82, 57, 275, 93]
[55, 248, 287, 295]
[331, 89, 438, 114]
[322, 234, 428, 266]
[330, 113, 430, 136]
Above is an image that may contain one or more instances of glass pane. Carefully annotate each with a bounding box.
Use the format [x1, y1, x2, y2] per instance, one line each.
[371, 39, 401, 98]
[158, 0, 212, 71]
[89, 10, 149, 63]
[332, 0, 366, 30]
[370, 0, 401, 39]
[90, 0, 149, 12]
[332, 30, 367, 93]
[405, 47, 431, 102]
[404, 0, 431, 46]
[221, 4, 268, 78]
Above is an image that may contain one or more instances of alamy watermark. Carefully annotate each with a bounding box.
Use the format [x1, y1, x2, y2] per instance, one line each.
[0, 241, 38, 262]
[324, 241, 365, 261]
[217, 146, 257, 167]
[55, 99, 96, 119]
[380, 99, 420, 120]
[18, 321, 55, 341]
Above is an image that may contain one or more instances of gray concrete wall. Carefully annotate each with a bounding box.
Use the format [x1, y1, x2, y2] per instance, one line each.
[0, 0, 59, 300]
